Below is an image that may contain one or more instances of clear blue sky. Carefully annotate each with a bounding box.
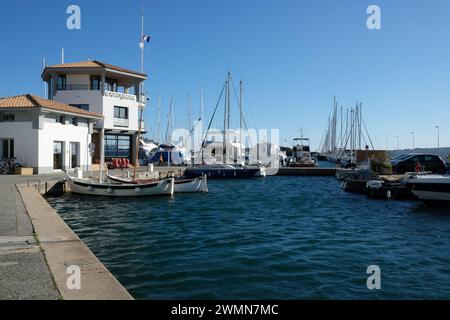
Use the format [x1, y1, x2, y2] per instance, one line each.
[1, 0, 450, 149]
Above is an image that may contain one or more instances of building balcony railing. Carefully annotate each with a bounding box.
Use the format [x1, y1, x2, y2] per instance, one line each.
[56, 86, 146, 105]
[58, 84, 101, 91]
[113, 118, 129, 127]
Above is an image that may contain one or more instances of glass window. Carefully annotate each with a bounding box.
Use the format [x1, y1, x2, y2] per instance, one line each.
[105, 78, 118, 92]
[53, 141, 63, 170]
[56, 115, 65, 124]
[90, 76, 101, 90]
[68, 117, 78, 126]
[2, 139, 14, 159]
[114, 106, 128, 119]
[57, 75, 66, 90]
[104, 134, 131, 160]
[0, 112, 15, 122]
[70, 104, 89, 111]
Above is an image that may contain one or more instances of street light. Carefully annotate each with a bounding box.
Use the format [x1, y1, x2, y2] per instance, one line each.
[386, 138, 389, 150]
[435, 126, 440, 149]
[395, 136, 400, 150]
[411, 131, 415, 149]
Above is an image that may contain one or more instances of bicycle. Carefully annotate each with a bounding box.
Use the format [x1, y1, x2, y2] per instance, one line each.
[0, 157, 23, 175]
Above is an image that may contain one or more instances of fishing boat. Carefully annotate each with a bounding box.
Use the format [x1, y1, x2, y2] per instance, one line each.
[106, 172, 208, 193]
[404, 174, 450, 203]
[65, 172, 174, 197]
[288, 138, 317, 168]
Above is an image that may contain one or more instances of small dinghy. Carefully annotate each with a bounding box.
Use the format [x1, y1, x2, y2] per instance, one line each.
[106, 173, 208, 193]
[65, 172, 174, 197]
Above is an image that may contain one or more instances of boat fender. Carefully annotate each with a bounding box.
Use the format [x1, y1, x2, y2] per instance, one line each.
[106, 187, 113, 194]
[135, 187, 142, 193]
[367, 180, 383, 190]
[386, 190, 392, 199]
[87, 186, 94, 192]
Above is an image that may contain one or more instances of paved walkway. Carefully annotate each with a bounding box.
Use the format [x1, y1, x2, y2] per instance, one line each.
[0, 174, 63, 300]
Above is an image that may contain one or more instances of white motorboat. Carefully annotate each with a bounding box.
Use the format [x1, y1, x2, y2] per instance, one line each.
[404, 174, 450, 203]
[66, 172, 174, 197]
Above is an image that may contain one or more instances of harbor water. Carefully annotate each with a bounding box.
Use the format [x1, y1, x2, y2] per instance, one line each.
[47, 176, 450, 299]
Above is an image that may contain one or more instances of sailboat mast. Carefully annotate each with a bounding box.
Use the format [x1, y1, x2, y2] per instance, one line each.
[223, 76, 228, 161]
[239, 80, 243, 164]
[157, 95, 161, 143]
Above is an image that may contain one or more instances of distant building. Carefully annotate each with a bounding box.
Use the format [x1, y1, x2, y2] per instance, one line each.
[0, 94, 102, 173]
[41, 60, 147, 164]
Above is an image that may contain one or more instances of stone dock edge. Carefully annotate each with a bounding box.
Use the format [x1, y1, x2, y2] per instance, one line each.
[16, 184, 133, 300]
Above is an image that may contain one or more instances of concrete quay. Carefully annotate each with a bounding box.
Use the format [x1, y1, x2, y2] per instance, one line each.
[0, 173, 133, 300]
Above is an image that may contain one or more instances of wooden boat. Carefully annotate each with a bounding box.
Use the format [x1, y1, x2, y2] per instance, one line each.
[106, 173, 208, 193]
[65, 172, 174, 197]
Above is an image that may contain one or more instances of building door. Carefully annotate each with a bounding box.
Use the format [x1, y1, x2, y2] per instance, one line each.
[53, 141, 63, 170]
[69, 142, 79, 169]
[1, 139, 14, 159]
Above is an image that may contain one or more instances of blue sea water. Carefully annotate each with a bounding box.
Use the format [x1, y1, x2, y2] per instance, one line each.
[47, 176, 450, 299]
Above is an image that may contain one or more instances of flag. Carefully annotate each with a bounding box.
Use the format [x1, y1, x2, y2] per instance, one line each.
[139, 35, 151, 49]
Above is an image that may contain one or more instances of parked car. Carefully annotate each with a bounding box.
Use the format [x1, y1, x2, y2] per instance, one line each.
[391, 154, 447, 174]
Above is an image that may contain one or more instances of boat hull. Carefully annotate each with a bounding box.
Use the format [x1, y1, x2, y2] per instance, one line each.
[107, 174, 208, 193]
[67, 175, 174, 197]
[174, 176, 208, 193]
[184, 167, 260, 179]
[406, 176, 450, 202]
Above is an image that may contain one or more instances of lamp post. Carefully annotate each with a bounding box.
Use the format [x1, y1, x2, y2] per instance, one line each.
[411, 131, 415, 149]
[386, 138, 389, 150]
[435, 126, 440, 149]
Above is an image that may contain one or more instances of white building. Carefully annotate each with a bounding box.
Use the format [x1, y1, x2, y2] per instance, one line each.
[41, 60, 147, 164]
[0, 94, 102, 174]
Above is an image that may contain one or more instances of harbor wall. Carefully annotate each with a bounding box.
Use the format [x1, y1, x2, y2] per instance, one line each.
[16, 185, 133, 300]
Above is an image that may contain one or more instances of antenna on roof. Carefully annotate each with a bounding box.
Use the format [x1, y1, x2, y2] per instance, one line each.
[61, 48, 65, 64]
[43, 57, 47, 98]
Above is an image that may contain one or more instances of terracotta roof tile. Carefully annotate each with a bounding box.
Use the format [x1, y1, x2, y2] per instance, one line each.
[0, 94, 103, 119]
[44, 60, 146, 77]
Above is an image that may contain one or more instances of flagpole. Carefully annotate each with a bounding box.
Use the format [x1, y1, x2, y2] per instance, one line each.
[141, 14, 144, 74]
[133, 13, 145, 181]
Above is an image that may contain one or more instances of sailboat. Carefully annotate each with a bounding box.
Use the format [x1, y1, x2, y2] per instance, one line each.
[184, 72, 266, 179]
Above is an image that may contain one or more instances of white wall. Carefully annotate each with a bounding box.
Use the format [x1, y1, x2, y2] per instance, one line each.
[54, 90, 142, 131]
[102, 95, 141, 131]
[0, 121, 39, 169]
[38, 114, 93, 174]
[55, 90, 103, 113]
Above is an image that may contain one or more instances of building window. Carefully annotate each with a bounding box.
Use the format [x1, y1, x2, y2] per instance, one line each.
[1, 139, 14, 159]
[0, 112, 15, 122]
[67, 117, 78, 126]
[105, 78, 118, 92]
[90, 76, 101, 90]
[56, 115, 65, 124]
[104, 134, 131, 160]
[57, 75, 67, 90]
[53, 141, 63, 170]
[114, 106, 128, 119]
[69, 142, 79, 169]
[69, 104, 89, 111]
